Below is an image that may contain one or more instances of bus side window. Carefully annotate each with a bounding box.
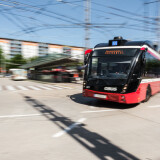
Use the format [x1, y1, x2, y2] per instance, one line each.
[144, 51, 159, 78]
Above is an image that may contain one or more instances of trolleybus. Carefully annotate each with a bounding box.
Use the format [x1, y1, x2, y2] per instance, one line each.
[83, 37, 160, 104]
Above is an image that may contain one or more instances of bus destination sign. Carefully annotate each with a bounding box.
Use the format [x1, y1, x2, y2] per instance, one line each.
[105, 50, 124, 55]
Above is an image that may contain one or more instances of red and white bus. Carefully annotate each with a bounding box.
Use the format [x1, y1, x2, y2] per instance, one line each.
[83, 37, 160, 104]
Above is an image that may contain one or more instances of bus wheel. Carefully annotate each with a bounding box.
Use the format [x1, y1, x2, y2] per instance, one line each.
[145, 86, 151, 102]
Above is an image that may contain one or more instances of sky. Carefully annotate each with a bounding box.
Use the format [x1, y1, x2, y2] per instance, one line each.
[0, 0, 159, 48]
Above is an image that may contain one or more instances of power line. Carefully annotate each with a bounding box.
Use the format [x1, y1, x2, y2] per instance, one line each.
[92, 1, 156, 21]
[0, 0, 158, 47]
[0, 0, 118, 40]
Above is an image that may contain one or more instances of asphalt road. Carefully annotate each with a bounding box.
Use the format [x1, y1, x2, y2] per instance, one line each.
[0, 78, 160, 160]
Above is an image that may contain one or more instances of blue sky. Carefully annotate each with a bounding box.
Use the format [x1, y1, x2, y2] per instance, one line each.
[0, 0, 159, 48]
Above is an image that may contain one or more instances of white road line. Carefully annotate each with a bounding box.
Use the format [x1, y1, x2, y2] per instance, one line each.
[90, 106, 96, 109]
[6, 85, 16, 91]
[17, 86, 29, 91]
[53, 118, 86, 138]
[0, 86, 2, 91]
[37, 86, 52, 90]
[0, 113, 43, 119]
[56, 86, 72, 89]
[45, 85, 62, 90]
[28, 86, 41, 90]
[81, 109, 117, 113]
[148, 105, 160, 108]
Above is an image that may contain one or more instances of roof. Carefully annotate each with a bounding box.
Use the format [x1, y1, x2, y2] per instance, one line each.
[0, 37, 84, 49]
[94, 39, 158, 51]
[21, 53, 77, 69]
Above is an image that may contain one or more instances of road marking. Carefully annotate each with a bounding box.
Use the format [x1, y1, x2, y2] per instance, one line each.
[6, 85, 16, 91]
[56, 86, 72, 89]
[53, 118, 86, 138]
[81, 109, 117, 113]
[45, 85, 62, 90]
[0, 113, 43, 119]
[37, 86, 52, 90]
[104, 156, 114, 160]
[0, 86, 2, 91]
[148, 105, 160, 108]
[28, 86, 41, 90]
[17, 86, 29, 90]
[90, 106, 96, 109]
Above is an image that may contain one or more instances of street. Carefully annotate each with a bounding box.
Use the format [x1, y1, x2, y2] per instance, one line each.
[0, 78, 160, 160]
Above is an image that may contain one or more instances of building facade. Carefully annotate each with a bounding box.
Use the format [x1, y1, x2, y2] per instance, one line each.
[0, 38, 84, 60]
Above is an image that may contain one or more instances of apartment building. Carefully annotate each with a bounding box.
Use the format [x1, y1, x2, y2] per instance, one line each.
[0, 38, 84, 60]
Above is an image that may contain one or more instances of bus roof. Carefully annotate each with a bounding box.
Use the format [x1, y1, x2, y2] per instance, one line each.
[94, 37, 158, 52]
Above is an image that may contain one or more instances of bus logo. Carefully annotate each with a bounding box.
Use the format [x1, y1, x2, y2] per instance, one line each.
[104, 87, 117, 91]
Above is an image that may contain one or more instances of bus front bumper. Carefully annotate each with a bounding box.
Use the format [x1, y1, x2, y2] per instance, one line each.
[83, 89, 141, 104]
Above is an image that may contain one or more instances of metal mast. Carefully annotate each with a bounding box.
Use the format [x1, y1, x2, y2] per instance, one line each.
[84, 0, 91, 50]
[144, 0, 149, 37]
[157, 0, 160, 51]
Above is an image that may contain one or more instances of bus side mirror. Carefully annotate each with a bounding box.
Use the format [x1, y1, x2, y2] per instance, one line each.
[142, 54, 146, 65]
[143, 58, 146, 65]
[141, 48, 147, 65]
[84, 49, 92, 65]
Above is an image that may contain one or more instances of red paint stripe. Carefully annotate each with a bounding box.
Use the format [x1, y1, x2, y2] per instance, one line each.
[148, 49, 160, 60]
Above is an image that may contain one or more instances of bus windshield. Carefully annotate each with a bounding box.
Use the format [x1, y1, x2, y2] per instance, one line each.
[88, 48, 139, 80]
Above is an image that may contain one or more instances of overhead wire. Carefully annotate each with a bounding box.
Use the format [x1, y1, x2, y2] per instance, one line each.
[0, 0, 117, 38]
[0, 0, 157, 42]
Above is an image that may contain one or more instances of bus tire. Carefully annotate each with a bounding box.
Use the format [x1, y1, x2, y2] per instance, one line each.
[144, 86, 151, 102]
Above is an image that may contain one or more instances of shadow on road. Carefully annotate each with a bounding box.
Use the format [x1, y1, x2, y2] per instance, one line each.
[23, 95, 139, 160]
[69, 93, 138, 109]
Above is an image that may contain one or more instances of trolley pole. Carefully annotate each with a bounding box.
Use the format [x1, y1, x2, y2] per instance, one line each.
[84, 0, 91, 51]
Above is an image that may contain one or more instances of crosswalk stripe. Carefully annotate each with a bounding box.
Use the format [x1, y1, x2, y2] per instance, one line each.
[17, 86, 29, 90]
[45, 85, 62, 90]
[37, 86, 52, 90]
[28, 86, 41, 90]
[55, 86, 72, 89]
[0, 85, 73, 91]
[6, 85, 16, 91]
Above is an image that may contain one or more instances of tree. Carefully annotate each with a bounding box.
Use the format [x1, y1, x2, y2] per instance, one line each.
[26, 56, 38, 63]
[7, 54, 27, 69]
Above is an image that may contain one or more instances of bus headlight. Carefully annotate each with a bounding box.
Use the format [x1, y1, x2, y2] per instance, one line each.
[122, 84, 128, 93]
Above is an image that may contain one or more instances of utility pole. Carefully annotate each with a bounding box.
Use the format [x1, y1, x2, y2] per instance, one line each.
[144, 0, 160, 51]
[157, 0, 160, 52]
[3, 57, 6, 76]
[84, 0, 91, 51]
[0, 53, 3, 75]
[0, 58, 2, 75]
[144, 0, 149, 37]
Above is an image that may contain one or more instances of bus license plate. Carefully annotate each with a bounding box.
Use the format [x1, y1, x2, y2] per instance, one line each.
[94, 94, 107, 99]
